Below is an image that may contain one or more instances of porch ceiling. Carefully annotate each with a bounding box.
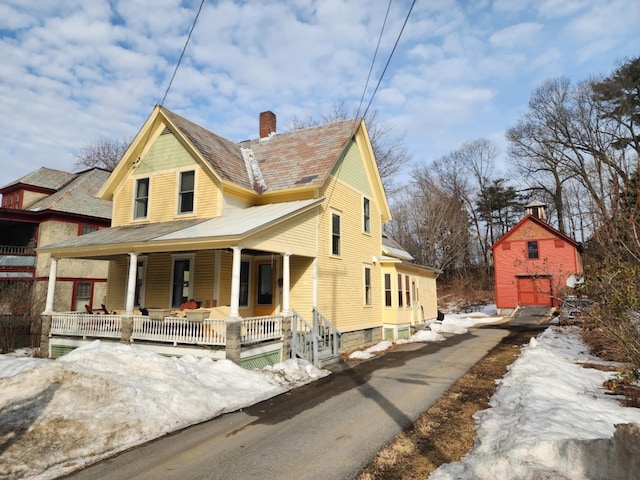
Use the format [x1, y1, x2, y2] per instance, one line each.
[37, 198, 322, 259]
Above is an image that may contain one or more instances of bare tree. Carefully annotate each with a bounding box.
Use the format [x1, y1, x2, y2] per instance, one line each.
[431, 138, 502, 267]
[388, 167, 469, 272]
[73, 137, 130, 171]
[507, 77, 575, 233]
[284, 103, 411, 196]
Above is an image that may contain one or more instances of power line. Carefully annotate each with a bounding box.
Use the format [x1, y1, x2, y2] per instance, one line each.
[360, 0, 417, 122]
[355, 0, 393, 122]
[160, 0, 207, 106]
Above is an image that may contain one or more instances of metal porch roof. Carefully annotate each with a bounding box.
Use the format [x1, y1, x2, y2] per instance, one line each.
[39, 198, 322, 253]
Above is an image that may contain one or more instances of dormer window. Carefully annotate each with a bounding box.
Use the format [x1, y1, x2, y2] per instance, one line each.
[2, 191, 21, 209]
[179, 170, 195, 214]
[134, 178, 149, 219]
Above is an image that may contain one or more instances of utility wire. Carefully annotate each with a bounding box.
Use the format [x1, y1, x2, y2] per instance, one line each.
[360, 0, 417, 122]
[160, 0, 206, 106]
[354, 0, 393, 122]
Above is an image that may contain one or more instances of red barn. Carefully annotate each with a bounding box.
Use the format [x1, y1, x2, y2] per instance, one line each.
[491, 202, 583, 311]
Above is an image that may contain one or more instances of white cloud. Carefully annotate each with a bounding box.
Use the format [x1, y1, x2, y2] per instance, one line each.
[489, 22, 544, 49]
[0, 0, 638, 189]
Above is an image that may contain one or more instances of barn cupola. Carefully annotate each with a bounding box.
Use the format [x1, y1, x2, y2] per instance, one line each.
[525, 199, 547, 221]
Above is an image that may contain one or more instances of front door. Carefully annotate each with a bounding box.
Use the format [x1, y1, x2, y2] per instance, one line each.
[254, 261, 275, 316]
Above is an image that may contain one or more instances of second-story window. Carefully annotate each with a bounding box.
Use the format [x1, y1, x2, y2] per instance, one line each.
[80, 225, 98, 235]
[363, 197, 370, 233]
[179, 170, 195, 214]
[331, 212, 341, 256]
[134, 178, 149, 219]
[528, 241, 539, 259]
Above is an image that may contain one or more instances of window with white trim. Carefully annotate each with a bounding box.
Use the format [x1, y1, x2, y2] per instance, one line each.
[364, 266, 372, 305]
[405, 275, 411, 307]
[134, 178, 149, 219]
[178, 170, 195, 214]
[331, 212, 341, 256]
[384, 273, 392, 307]
[363, 197, 370, 233]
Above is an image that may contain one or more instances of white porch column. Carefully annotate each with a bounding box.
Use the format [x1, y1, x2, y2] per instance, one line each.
[282, 252, 291, 314]
[43, 257, 58, 314]
[229, 246, 243, 318]
[125, 252, 138, 316]
[312, 257, 318, 310]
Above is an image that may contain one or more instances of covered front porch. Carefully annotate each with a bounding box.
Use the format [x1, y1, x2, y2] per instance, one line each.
[37, 201, 342, 367]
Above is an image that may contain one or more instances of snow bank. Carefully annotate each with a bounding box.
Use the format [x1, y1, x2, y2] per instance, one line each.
[0, 341, 329, 480]
[429, 327, 640, 480]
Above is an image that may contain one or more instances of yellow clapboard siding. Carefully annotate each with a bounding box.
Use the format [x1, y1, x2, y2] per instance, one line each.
[289, 256, 315, 318]
[244, 206, 318, 257]
[111, 129, 219, 226]
[144, 253, 173, 308]
[316, 176, 382, 332]
[106, 257, 128, 310]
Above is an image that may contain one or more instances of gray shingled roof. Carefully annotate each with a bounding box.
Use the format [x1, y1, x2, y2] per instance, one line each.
[240, 119, 359, 192]
[160, 107, 358, 194]
[161, 108, 251, 189]
[40, 218, 206, 250]
[0, 167, 76, 191]
[26, 168, 112, 219]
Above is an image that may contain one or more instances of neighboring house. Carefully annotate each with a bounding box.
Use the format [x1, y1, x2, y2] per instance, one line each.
[38, 106, 440, 367]
[0, 167, 112, 316]
[491, 201, 583, 312]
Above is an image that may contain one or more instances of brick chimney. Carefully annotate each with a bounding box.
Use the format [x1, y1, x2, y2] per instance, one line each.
[259, 111, 276, 139]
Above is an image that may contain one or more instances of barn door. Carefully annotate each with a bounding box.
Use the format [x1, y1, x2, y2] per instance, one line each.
[517, 277, 552, 306]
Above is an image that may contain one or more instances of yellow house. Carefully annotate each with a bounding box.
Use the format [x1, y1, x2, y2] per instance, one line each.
[38, 106, 440, 367]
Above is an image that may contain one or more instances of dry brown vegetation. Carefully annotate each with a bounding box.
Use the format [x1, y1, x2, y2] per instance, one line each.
[356, 328, 538, 480]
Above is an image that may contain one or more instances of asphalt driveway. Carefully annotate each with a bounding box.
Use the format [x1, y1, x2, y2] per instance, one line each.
[63, 328, 510, 480]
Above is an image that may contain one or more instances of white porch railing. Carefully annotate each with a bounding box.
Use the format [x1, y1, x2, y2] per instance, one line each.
[50, 313, 284, 347]
[240, 315, 283, 345]
[51, 313, 123, 339]
[132, 317, 227, 346]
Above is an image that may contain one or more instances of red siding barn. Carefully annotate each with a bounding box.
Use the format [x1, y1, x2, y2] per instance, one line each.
[491, 210, 583, 311]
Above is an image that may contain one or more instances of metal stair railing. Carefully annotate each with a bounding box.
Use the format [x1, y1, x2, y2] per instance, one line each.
[313, 307, 341, 359]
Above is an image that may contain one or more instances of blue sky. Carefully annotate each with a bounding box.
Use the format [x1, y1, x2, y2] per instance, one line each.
[0, 0, 638, 190]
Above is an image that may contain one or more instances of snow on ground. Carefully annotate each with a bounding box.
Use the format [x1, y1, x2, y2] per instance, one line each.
[2, 306, 639, 480]
[429, 325, 640, 480]
[0, 343, 329, 480]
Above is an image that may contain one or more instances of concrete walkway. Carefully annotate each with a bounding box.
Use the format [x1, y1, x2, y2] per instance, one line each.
[510, 306, 554, 326]
[64, 328, 510, 480]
